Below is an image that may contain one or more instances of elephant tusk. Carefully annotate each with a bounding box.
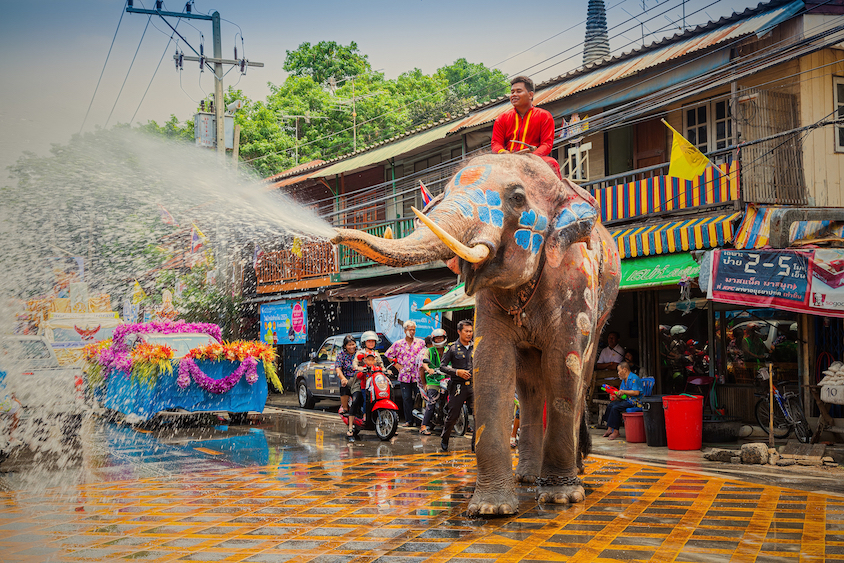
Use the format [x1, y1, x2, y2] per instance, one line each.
[383, 226, 393, 239]
[411, 206, 490, 264]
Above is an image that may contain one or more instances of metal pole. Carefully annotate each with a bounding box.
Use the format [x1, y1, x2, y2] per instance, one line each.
[232, 123, 240, 170]
[212, 12, 224, 159]
[769, 362, 775, 449]
[352, 78, 357, 152]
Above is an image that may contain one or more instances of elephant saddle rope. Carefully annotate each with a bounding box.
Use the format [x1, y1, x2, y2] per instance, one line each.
[491, 257, 546, 327]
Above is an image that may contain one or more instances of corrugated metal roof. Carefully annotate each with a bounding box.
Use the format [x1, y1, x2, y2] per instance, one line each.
[266, 160, 325, 182]
[319, 276, 454, 300]
[313, 122, 454, 178]
[448, 0, 803, 133]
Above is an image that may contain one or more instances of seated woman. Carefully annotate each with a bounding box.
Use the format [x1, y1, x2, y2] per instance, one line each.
[601, 362, 643, 441]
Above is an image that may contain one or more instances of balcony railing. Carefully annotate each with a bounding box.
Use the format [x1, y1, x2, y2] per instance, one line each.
[338, 218, 416, 270]
[256, 241, 338, 288]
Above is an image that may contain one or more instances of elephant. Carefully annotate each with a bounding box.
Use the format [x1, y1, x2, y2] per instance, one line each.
[331, 153, 620, 516]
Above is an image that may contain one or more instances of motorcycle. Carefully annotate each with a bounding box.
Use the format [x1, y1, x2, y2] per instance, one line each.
[341, 366, 399, 441]
[411, 370, 469, 436]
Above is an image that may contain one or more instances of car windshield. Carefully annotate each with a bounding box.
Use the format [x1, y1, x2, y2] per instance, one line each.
[142, 333, 220, 359]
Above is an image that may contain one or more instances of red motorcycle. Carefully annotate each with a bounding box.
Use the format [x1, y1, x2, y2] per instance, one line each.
[341, 366, 399, 441]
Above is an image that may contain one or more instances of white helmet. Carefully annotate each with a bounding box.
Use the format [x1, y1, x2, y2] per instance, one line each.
[360, 331, 380, 345]
[430, 328, 447, 345]
[670, 325, 687, 336]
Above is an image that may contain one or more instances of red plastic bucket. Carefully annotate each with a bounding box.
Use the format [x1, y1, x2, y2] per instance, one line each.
[662, 395, 703, 450]
[622, 411, 646, 443]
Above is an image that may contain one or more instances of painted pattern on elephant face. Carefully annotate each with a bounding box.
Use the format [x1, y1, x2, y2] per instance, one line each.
[439, 165, 504, 227]
[514, 209, 548, 254]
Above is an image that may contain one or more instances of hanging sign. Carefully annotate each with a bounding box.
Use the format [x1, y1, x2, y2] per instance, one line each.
[708, 248, 844, 317]
[260, 299, 308, 345]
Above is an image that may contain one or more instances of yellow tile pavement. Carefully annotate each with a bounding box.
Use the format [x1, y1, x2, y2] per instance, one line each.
[1, 453, 843, 562]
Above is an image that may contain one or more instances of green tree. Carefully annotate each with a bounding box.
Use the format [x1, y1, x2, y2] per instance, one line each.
[436, 58, 509, 105]
[283, 41, 370, 86]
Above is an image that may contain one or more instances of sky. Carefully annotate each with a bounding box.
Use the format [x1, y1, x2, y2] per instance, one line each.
[0, 0, 766, 178]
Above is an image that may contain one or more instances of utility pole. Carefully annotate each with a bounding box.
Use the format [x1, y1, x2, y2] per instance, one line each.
[278, 113, 327, 165]
[328, 74, 379, 152]
[126, 1, 262, 159]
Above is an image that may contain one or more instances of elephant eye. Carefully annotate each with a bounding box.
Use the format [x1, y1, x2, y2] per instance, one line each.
[509, 191, 526, 206]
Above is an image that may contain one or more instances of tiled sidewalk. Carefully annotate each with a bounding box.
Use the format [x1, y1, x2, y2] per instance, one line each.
[0, 453, 840, 562]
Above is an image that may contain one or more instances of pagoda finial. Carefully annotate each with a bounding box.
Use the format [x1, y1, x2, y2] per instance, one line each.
[583, 0, 610, 66]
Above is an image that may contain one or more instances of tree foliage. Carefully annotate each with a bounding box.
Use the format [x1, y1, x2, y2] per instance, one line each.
[139, 45, 508, 178]
[283, 41, 370, 86]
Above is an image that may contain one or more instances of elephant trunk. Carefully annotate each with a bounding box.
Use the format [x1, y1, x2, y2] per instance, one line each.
[332, 224, 457, 268]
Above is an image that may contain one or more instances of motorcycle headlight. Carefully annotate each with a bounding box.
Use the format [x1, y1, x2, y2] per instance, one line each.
[374, 374, 389, 391]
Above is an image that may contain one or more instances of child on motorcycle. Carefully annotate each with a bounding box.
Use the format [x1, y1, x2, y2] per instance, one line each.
[347, 349, 383, 438]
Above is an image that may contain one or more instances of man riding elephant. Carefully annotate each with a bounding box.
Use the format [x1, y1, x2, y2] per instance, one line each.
[332, 153, 620, 516]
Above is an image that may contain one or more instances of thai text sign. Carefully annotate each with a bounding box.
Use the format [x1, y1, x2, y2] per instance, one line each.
[260, 300, 308, 345]
[708, 249, 844, 317]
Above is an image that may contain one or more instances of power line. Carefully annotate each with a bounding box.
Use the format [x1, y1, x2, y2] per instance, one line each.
[79, 1, 127, 134]
[130, 20, 181, 124]
[105, 16, 152, 128]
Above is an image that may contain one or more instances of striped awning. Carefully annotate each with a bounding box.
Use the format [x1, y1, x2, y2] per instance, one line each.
[734, 205, 844, 249]
[610, 212, 741, 259]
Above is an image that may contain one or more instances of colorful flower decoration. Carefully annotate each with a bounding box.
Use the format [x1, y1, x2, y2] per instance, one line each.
[82, 321, 282, 393]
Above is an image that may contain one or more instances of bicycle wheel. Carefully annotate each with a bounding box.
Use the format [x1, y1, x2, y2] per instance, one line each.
[755, 397, 791, 439]
[786, 396, 813, 444]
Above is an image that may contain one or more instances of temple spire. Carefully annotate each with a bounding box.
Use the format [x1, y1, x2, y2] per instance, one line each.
[583, 0, 610, 66]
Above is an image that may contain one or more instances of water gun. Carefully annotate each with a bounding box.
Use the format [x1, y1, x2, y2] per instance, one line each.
[601, 384, 629, 401]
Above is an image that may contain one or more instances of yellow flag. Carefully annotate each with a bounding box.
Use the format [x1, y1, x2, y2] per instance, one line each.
[663, 119, 710, 181]
[291, 237, 303, 258]
[131, 280, 147, 304]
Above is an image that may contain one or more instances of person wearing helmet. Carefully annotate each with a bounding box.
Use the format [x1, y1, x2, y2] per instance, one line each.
[419, 328, 449, 435]
[386, 320, 428, 428]
[352, 331, 384, 372]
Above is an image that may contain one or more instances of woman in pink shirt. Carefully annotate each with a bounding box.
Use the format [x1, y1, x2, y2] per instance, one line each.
[386, 320, 427, 428]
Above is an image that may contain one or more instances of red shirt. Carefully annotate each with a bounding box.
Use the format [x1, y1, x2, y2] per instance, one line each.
[491, 106, 560, 178]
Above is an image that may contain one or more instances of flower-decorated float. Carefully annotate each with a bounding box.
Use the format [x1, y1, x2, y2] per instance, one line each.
[84, 321, 281, 421]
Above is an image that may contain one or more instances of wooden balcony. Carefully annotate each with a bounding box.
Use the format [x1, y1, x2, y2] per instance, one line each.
[338, 218, 416, 270]
[256, 241, 339, 294]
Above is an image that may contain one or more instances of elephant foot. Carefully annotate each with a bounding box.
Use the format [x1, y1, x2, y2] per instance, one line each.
[536, 476, 586, 505]
[515, 472, 538, 484]
[467, 490, 518, 517]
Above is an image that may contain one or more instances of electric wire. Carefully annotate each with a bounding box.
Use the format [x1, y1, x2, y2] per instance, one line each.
[105, 16, 152, 128]
[244, 0, 690, 164]
[304, 60, 844, 224]
[130, 20, 182, 124]
[79, 0, 127, 134]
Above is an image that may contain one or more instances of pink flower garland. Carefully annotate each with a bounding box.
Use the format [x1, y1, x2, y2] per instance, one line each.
[97, 321, 223, 378]
[177, 356, 258, 394]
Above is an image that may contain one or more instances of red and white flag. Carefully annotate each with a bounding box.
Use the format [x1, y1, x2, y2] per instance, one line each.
[420, 180, 433, 206]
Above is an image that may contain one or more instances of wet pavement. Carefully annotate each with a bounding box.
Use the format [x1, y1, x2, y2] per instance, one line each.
[1, 404, 844, 562]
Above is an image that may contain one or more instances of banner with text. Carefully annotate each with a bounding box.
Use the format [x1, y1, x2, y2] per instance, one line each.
[372, 294, 441, 344]
[260, 300, 308, 345]
[708, 248, 844, 317]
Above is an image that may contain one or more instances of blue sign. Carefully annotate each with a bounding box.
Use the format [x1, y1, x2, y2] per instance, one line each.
[712, 250, 809, 303]
[373, 294, 441, 343]
[260, 300, 308, 345]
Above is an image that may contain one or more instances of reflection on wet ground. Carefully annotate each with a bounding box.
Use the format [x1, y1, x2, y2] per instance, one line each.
[0, 413, 842, 562]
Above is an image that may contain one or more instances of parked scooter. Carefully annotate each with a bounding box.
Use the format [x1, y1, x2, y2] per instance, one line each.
[341, 361, 399, 441]
[411, 370, 469, 436]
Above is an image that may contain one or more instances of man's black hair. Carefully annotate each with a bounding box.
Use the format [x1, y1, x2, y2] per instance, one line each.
[457, 319, 474, 332]
[510, 75, 535, 93]
[608, 331, 620, 339]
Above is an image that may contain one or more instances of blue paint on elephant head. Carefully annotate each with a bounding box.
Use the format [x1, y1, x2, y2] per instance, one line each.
[513, 208, 548, 254]
[554, 201, 597, 228]
[514, 229, 532, 251]
[519, 209, 537, 228]
[571, 202, 597, 220]
[451, 186, 504, 228]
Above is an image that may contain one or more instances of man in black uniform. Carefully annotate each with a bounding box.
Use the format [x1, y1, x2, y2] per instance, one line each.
[439, 319, 474, 452]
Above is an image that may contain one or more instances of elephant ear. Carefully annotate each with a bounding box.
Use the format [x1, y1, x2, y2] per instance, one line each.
[545, 178, 600, 268]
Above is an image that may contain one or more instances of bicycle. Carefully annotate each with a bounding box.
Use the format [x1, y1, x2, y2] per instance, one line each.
[754, 380, 812, 443]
